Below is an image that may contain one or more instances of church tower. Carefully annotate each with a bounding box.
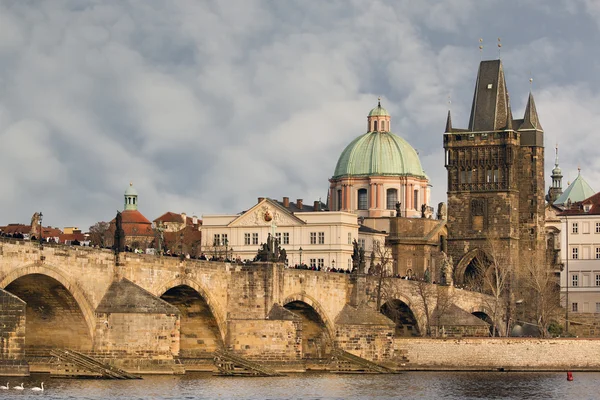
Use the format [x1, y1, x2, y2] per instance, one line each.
[546, 145, 563, 204]
[443, 60, 546, 290]
[124, 182, 138, 211]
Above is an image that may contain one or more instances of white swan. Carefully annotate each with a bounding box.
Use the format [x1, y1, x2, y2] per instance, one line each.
[14, 383, 24, 390]
[31, 382, 44, 392]
[0, 383, 8, 390]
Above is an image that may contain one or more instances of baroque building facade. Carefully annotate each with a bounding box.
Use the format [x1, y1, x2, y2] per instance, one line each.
[444, 59, 546, 293]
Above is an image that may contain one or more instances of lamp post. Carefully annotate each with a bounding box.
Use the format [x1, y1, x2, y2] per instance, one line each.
[39, 212, 43, 249]
[180, 232, 184, 260]
[299, 247, 303, 266]
[224, 238, 229, 261]
[565, 215, 569, 334]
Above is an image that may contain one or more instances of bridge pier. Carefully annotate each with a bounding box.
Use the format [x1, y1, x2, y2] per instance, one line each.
[0, 289, 29, 376]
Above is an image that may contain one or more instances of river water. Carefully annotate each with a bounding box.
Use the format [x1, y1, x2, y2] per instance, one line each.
[2, 371, 599, 399]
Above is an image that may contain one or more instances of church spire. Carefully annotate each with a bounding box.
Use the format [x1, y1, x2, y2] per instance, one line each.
[547, 144, 563, 203]
[124, 182, 139, 211]
[522, 92, 542, 130]
[445, 110, 452, 132]
[468, 60, 511, 131]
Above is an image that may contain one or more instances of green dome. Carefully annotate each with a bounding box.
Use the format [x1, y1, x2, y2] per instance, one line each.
[368, 105, 389, 117]
[333, 131, 426, 178]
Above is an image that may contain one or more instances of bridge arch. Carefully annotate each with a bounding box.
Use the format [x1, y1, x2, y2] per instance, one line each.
[0, 263, 97, 349]
[469, 305, 505, 337]
[282, 293, 336, 361]
[153, 278, 227, 342]
[380, 293, 426, 337]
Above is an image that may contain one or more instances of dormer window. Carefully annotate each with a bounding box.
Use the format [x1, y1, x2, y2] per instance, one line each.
[584, 204, 591, 213]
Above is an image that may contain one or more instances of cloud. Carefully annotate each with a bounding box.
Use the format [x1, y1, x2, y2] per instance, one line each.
[0, 0, 598, 230]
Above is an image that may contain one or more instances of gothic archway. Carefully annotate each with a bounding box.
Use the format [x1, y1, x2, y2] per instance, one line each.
[454, 248, 492, 291]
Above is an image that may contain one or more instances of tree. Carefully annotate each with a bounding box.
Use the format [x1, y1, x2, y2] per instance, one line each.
[520, 246, 561, 337]
[472, 233, 511, 336]
[89, 221, 110, 247]
[370, 240, 394, 310]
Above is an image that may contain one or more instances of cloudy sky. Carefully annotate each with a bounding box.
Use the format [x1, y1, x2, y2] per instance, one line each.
[1, 0, 600, 230]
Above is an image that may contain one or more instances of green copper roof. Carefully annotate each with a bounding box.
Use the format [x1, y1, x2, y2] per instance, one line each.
[368, 105, 389, 117]
[333, 131, 426, 178]
[554, 173, 595, 206]
[125, 183, 138, 196]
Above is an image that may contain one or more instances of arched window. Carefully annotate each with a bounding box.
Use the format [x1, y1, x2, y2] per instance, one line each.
[373, 120, 378, 132]
[337, 190, 342, 211]
[358, 189, 368, 210]
[413, 189, 419, 210]
[386, 189, 398, 210]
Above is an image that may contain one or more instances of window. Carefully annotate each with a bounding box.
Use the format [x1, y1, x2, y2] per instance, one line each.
[413, 190, 419, 210]
[348, 233, 352, 245]
[493, 168, 499, 183]
[572, 222, 578, 234]
[310, 232, 317, 244]
[252, 233, 258, 245]
[596, 302, 600, 313]
[317, 258, 324, 269]
[318, 232, 325, 244]
[283, 232, 289, 245]
[596, 222, 600, 233]
[374, 120, 378, 131]
[213, 234, 221, 246]
[486, 169, 492, 183]
[275, 232, 281, 243]
[386, 189, 398, 210]
[358, 239, 366, 249]
[309, 258, 316, 268]
[596, 248, 600, 259]
[596, 274, 600, 287]
[572, 275, 578, 287]
[572, 303, 578, 312]
[381, 121, 386, 131]
[244, 233, 251, 245]
[358, 189, 368, 210]
[572, 247, 579, 259]
[460, 170, 466, 184]
[222, 234, 228, 246]
[337, 190, 342, 211]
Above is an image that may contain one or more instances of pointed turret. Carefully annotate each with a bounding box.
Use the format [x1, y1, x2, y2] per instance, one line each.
[468, 60, 511, 131]
[445, 110, 452, 132]
[521, 92, 542, 130]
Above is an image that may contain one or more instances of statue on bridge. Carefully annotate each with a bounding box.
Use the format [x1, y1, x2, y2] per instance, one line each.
[114, 211, 125, 254]
[440, 251, 454, 286]
[351, 240, 366, 274]
[254, 234, 287, 263]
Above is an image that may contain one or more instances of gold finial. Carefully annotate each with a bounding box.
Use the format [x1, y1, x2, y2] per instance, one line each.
[497, 37, 502, 59]
[130, 182, 133, 186]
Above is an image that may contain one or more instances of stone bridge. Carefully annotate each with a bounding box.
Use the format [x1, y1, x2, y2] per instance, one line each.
[0, 239, 502, 373]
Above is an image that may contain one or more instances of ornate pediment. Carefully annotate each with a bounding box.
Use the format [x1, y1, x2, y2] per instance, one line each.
[229, 201, 304, 227]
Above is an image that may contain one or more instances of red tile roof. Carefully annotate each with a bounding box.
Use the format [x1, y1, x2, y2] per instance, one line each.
[558, 191, 600, 216]
[110, 210, 154, 237]
[154, 211, 201, 226]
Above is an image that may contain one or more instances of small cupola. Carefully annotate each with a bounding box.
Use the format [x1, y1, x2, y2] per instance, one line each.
[124, 182, 139, 211]
[367, 98, 391, 132]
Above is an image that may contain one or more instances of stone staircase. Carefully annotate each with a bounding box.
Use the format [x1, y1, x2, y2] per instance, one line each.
[213, 350, 285, 377]
[330, 349, 398, 374]
[50, 349, 141, 379]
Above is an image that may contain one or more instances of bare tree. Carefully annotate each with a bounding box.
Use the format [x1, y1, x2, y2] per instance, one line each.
[370, 240, 394, 309]
[473, 233, 511, 336]
[89, 221, 110, 247]
[520, 247, 561, 337]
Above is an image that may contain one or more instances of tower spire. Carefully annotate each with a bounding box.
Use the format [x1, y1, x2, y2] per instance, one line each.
[522, 92, 542, 130]
[468, 60, 511, 131]
[445, 110, 453, 132]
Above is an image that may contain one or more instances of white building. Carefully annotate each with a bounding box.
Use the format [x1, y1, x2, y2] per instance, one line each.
[559, 191, 600, 315]
[201, 197, 386, 270]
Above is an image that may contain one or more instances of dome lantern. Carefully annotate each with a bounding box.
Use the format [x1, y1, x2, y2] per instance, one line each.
[367, 98, 391, 132]
[124, 182, 138, 211]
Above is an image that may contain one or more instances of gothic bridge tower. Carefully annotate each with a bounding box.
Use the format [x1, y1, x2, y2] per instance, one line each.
[443, 60, 546, 291]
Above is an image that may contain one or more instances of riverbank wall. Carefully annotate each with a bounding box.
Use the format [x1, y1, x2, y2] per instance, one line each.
[396, 338, 600, 371]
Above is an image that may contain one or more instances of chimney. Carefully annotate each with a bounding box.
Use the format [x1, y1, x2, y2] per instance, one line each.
[181, 212, 187, 223]
[192, 215, 198, 225]
[314, 201, 320, 211]
[283, 197, 290, 207]
[258, 197, 265, 203]
[296, 199, 303, 209]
